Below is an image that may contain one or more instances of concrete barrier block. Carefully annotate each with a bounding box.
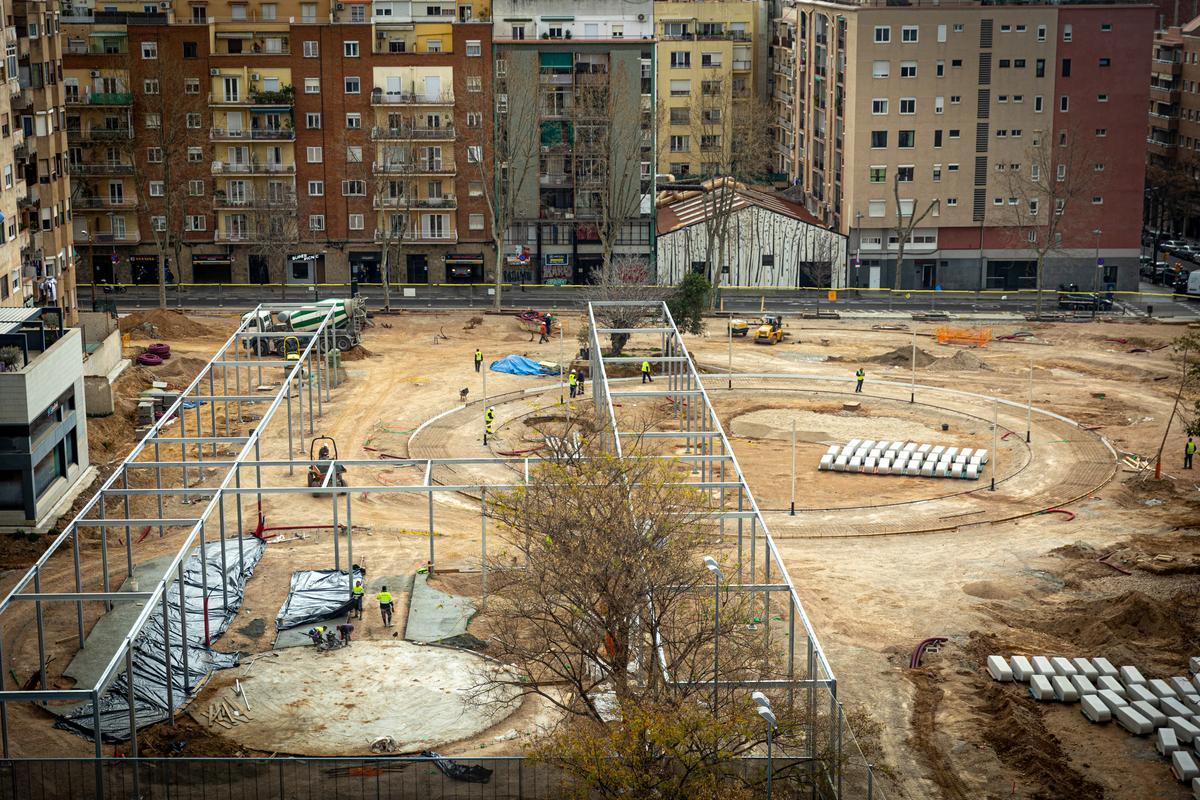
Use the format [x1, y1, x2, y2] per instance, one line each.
[1072, 658, 1100, 681]
[916, 443, 930, 454]
[1173, 750, 1200, 782]
[1070, 675, 1097, 695]
[1164, 698, 1195, 718]
[849, 456, 863, 472]
[987, 656, 1014, 682]
[1081, 694, 1111, 723]
[960, 448, 974, 460]
[1192, 776, 1200, 800]
[950, 463, 965, 478]
[905, 464, 922, 476]
[1129, 684, 1160, 706]
[864, 456, 877, 470]
[1032, 656, 1055, 676]
[1133, 700, 1168, 728]
[861, 440, 877, 453]
[965, 464, 980, 480]
[1151, 679, 1178, 699]
[1052, 675, 1080, 702]
[920, 463, 936, 477]
[1051, 657, 1077, 677]
[845, 439, 861, 452]
[875, 440, 893, 453]
[1093, 657, 1119, 678]
[1116, 705, 1154, 735]
[1029, 674, 1055, 701]
[1181, 695, 1200, 715]
[1098, 689, 1129, 710]
[1011, 655, 1034, 683]
[834, 456, 848, 472]
[931, 445, 945, 457]
[1189, 657, 1200, 675]
[1120, 666, 1147, 686]
[945, 447, 959, 460]
[1098, 676, 1126, 696]
[1171, 678, 1195, 696]
[1159, 727, 1182, 756]
[1194, 674, 1200, 693]
[975, 449, 989, 464]
[1170, 716, 1200, 744]
[826, 445, 841, 456]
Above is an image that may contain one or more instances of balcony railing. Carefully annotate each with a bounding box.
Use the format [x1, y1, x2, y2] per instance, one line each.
[732, 60, 752, 71]
[212, 192, 298, 208]
[65, 42, 128, 55]
[373, 228, 458, 243]
[370, 89, 455, 106]
[208, 88, 295, 106]
[65, 92, 134, 106]
[210, 128, 296, 140]
[374, 195, 457, 208]
[214, 230, 253, 243]
[68, 127, 134, 143]
[74, 196, 137, 209]
[372, 160, 456, 175]
[370, 125, 455, 141]
[540, 173, 573, 187]
[212, 162, 297, 174]
[74, 231, 139, 243]
[68, 162, 135, 175]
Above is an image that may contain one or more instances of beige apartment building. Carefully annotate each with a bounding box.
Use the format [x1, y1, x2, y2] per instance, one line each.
[656, 0, 769, 179]
[0, 0, 26, 310]
[772, 1, 1152, 292]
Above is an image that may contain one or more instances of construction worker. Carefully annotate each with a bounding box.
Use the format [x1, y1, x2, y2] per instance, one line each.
[377, 586, 394, 627]
[568, 369, 578, 398]
[855, 367, 865, 393]
[1187, 437, 1196, 469]
[337, 622, 354, 643]
[474, 348, 483, 373]
[576, 371, 585, 397]
[641, 360, 653, 383]
[484, 406, 495, 444]
[538, 321, 549, 344]
[351, 579, 365, 619]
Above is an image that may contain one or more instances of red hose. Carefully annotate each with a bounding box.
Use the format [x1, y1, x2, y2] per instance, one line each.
[910, 636, 948, 669]
[136, 525, 153, 544]
[1041, 508, 1075, 521]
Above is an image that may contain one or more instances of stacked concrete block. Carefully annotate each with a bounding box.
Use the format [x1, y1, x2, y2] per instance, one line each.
[1093, 657, 1119, 678]
[1082, 694, 1112, 723]
[1129, 684, 1160, 706]
[1070, 675, 1097, 695]
[1174, 751, 1200, 782]
[1052, 676, 1081, 702]
[1116, 705, 1154, 735]
[1159, 727, 1182, 756]
[1151, 679, 1178, 700]
[1098, 689, 1129, 712]
[1032, 656, 1055, 676]
[1098, 676, 1126, 696]
[1171, 678, 1196, 696]
[1164, 698, 1194, 718]
[987, 656, 1014, 682]
[1051, 657, 1077, 676]
[1011, 656, 1034, 682]
[818, 439, 983, 479]
[1120, 666, 1147, 686]
[1170, 717, 1200, 744]
[1073, 658, 1100, 680]
[1029, 674, 1055, 701]
[1133, 701, 1168, 728]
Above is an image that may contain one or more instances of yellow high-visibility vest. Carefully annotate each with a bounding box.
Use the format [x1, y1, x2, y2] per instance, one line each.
[641, 361, 650, 373]
[352, 584, 364, 596]
[568, 373, 577, 386]
[1188, 441, 1197, 454]
[377, 591, 393, 604]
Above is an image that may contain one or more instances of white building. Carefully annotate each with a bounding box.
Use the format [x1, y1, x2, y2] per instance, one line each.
[656, 182, 848, 287]
[492, 0, 655, 41]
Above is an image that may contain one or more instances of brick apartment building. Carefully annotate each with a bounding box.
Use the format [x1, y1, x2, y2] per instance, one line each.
[63, 0, 493, 288]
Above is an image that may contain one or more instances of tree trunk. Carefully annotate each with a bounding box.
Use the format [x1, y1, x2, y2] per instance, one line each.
[493, 229, 505, 312]
[893, 240, 907, 292]
[279, 254, 287, 301]
[382, 246, 391, 312]
[157, 252, 168, 309]
[1034, 252, 1044, 318]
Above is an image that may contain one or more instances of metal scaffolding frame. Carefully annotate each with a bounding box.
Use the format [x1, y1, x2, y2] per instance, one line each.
[0, 301, 874, 799]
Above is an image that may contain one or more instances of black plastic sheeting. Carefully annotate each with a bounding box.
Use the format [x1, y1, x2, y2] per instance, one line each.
[55, 537, 265, 742]
[422, 751, 493, 784]
[274, 567, 364, 631]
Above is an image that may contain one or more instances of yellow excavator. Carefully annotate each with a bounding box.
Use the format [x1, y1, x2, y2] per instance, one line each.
[755, 314, 785, 345]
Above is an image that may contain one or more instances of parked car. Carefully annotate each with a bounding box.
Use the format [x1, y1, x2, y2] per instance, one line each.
[1057, 290, 1114, 311]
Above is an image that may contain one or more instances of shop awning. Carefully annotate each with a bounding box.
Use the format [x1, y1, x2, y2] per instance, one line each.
[445, 253, 483, 264]
[192, 255, 232, 265]
[538, 52, 573, 69]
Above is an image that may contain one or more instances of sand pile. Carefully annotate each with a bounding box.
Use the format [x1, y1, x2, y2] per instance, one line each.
[928, 351, 992, 372]
[339, 344, 374, 361]
[866, 346, 936, 368]
[119, 310, 212, 340]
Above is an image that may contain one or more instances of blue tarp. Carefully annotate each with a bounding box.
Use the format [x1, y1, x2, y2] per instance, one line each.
[489, 355, 553, 376]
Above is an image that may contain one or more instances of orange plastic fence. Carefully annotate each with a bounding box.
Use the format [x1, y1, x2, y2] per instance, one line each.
[934, 326, 993, 347]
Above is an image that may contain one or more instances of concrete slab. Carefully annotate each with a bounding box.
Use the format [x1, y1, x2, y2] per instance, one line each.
[405, 573, 476, 643]
[987, 655, 1013, 682]
[1093, 657, 1119, 678]
[1133, 700, 1167, 728]
[193, 640, 519, 755]
[1171, 678, 1196, 696]
[1159, 727, 1182, 756]
[1032, 656, 1055, 676]
[1081, 694, 1111, 723]
[1151, 679, 1178, 699]
[1098, 689, 1129, 711]
[1170, 716, 1200, 744]
[1116, 706, 1154, 735]
[1120, 665, 1147, 686]
[63, 552, 179, 687]
[1029, 674, 1055, 701]
[1052, 675, 1080, 702]
[272, 612, 350, 650]
[1072, 658, 1099, 681]
[1173, 751, 1199, 782]
[1183, 695, 1200, 715]
[1098, 676, 1126, 696]
[1069, 674, 1097, 695]
[1010, 655, 1034, 682]
[1164, 698, 1194, 718]
[1129, 684, 1160, 706]
[1051, 657, 1077, 677]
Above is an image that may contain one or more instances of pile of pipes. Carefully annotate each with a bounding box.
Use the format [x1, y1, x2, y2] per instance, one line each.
[818, 439, 988, 479]
[988, 654, 1200, 794]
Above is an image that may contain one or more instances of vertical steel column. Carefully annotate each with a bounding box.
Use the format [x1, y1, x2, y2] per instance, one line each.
[332, 487, 341, 574]
[122, 471, 133, 578]
[223, 361, 230, 438]
[235, 467, 245, 575]
[480, 487, 487, 610]
[749, 514, 757, 584]
[345, 491, 353, 590]
[92, 689, 103, 800]
[427, 482, 435, 568]
[214, 513, 229, 612]
[315, 346, 323, 419]
[161, 586, 174, 726]
[307, 359, 315, 433]
[736, 487, 744, 581]
[285, 380, 295, 476]
[196, 522, 209, 647]
[154, 441, 164, 538]
[0, 636, 8, 756]
[208, 368, 218, 456]
[832, 694, 843, 799]
[787, 594, 796, 710]
[763, 545, 772, 648]
[234, 339, 243, 433]
[297, 372, 306, 455]
[99, 495, 111, 611]
[806, 637, 817, 800]
[254, 440, 263, 508]
[73, 527, 85, 646]
[125, 645, 139, 792]
[177, 561, 190, 692]
[179, 408, 189, 489]
[32, 567, 48, 697]
[193, 405, 204, 469]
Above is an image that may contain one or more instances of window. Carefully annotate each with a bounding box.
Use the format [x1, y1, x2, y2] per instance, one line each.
[1034, 95, 1044, 112]
[144, 79, 160, 94]
[469, 213, 484, 231]
[670, 51, 691, 68]
[1101, 22, 1112, 31]
[953, 23, 964, 32]
[307, 180, 324, 196]
[702, 80, 721, 96]
[347, 214, 364, 231]
[151, 216, 166, 231]
[868, 199, 886, 217]
[900, 62, 916, 78]
[946, 197, 958, 207]
[1017, 25, 1026, 32]
[999, 59, 1011, 69]
[897, 165, 914, 182]
[305, 112, 321, 129]
[1095, 128, 1107, 137]
[466, 111, 482, 128]
[872, 98, 888, 115]
[1094, 163, 1105, 172]
[186, 215, 206, 231]
[901, 25, 918, 42]
[948, 163, 959, 171]
[344, 41, 359, 57]
[1029, 199, 1039, 216]
[993, 197, 1003, 206]
[427, 39, 442, 53]
[950, 95, 961, 104]
[932, 165, 942, 182]
[1099, 57, 1111, 67]
[345, 113, 361, 129]
[998, 95, 1008, 104]
[1036, 59, 1045, 77]
[342, 180, 365, 196]
[149, 181, 164, 196]
[1062, 58, 1071, 77]
[669, 135, 690, 152]
[141, 41, 157, 59]
[186, 113, 202, 129]
[936, 61, 945, 78]
[309, 215, 325, 232]
[951, 59, 962, 67]
[949, 129, 960, 139]
[467, 75, 482, 93]
[1013, 95, 1023, 103]
[346, 146, 362, 163]
[1014, 59, 1026, 68]
[350, 4, 365, 22]
[869, 166, 886, 183]
[304, 41, 319, 58]
[874, 26, 891, 43]
[344, 77, 360, 94]
[898, 130, 915, 147]
[1092, 196, 1103, 205]
[466, 40, 482, 57]
[147, 147, 162, 163]
[669, 79, 691, 97]
[184, 78, 200, 95]
[1000, 24, 1011, 32]
[1097, 94, 1108, 103]
[871, 130, 888, 148]
[1059, 95, 1069, 112]
[1011, 129, 1022, 137]
[701, 52, 722, 68]
[872, 61, 890, 79]
[934, 96, 944, 114]
[187, 147, 202, 162]
[1063, 24, 1072, 42]
[188, 179, 204, 196]
[997, 129, 1008, 138]
[183, 41, 198, 58]
[469, 180, 483, 197]
[1037, 24, 1046, 42]
[898, 199, 915, 216]
[467, 145, 482, 163]
[1057, 163, 1067, 181]
[934, 129, 943, 147]
[261, 3, 276, 19]
[305, 78, 320, 94]
[307, 146, 322, 163]
[937, 24, 947, 42]
[899, 98, 915, 114]
[145, 113, 161, 129]
[1055, 199, 1065, 216]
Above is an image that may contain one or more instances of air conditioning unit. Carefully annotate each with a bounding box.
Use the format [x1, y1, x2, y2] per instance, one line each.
[159, 1, 169, 8]
[637, 13, 645, 20]
[210, 68, 220, 76]
[335, 2, 344, 9]
[376, 30, 386, 38]
[89, 69, 100, 78]
[250, 73, 260, 81]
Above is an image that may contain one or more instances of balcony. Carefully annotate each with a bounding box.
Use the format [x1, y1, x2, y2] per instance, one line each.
[1153, 58, 1182, 75]
[373, 228, 458, 244]
[74, 196, 137, 209]
[68, 162, 135, 176]
[732, 60, 752, 71]
[208, 87, 295, 106]
[374, 195, 458, 209]
[370, 125, 456, 141]
[1147, 137, 1178, 158]
[214, 230, 253, 243]
[65, 92, 134, 106]
[212, 162, 297, 175]
[213, 192, 298, 209]
[73, 231, 140, 244]
[540, 73, 574, 85]
[370, 89, 455, 106]
[65, 42, 128, 55]
[210, 127, 296, 141]
[372, 159, 456, 175]
[1150, 83, 1181, 103]
[540, 172, 573, 187]
[67, 127, 133, 144]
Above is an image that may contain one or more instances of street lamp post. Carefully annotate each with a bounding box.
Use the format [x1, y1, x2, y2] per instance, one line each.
[78, 226, 96, 309]
[703, 556, 723, 714]
[1092, 228, 1103, 319]
[853, 211, 863, 291]
[752, 692, 778, 800]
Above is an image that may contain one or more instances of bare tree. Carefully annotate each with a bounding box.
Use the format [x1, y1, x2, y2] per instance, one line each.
[889, 172, 939, 292]
[247, 185, 301, 301]
[126, 47, 209, 308]
[1004, 126, 1100, 316]
[587, 256, 662, 355]
[353, 121, 422, 310]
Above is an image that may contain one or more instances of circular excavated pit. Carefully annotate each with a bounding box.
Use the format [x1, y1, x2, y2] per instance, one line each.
[729, 407, 955, 444]
[195, 641, 519, 755]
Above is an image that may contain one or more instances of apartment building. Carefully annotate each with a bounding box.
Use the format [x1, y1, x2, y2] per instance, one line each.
[1146, 19, 1200, 238]
[16, 0, 77, 320]
[0, 0, 26, 311]
[63, 0, 494, 287]
[655, 0, 768, 179]
[492, 0, 656, 284]
[772, 1, 1152, 292]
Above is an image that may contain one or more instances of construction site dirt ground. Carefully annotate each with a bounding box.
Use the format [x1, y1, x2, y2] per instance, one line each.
[1, 307, 1198, 799]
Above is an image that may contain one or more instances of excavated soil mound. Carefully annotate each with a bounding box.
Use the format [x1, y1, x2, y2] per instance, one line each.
[340, 345, 374, 361]
[928, 351, 992, 372]
[866, 346, 936, 368]
[119, 309, 212, 340]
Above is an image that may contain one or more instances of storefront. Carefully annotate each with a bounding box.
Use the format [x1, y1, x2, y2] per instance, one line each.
[503, 246, 535, 284]
[349, 251, 382, 283]
[129, 254, 172, 285]
[444, 252, 485, 284]
[542, 254, 571, 286]
[191, 253, 233, 284]
[90, 253, 115, 284]
[288, 252, 325, 285]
